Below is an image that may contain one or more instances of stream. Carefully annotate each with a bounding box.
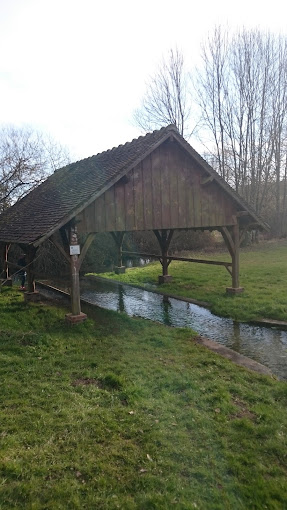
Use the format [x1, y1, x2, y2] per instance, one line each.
[40, 277, 287, 380]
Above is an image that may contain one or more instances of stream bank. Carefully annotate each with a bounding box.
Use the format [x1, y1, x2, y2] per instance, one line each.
[36, 278, 287, 380]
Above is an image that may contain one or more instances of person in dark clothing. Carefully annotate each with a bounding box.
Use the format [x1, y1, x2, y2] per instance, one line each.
[17, 254, 26, 289]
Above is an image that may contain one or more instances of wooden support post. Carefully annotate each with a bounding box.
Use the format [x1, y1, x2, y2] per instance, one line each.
[153, 229, 174, 284]
[51, 228, 95, 323]
[23, 245, 41, 302]
[78, 233, 96, 269]
[65, 223, 87, 323]
[111, 232, 126, 274]
[26, 246, 37, 292]
[231, 223, 240, 289]
[0, 243, 12, 287]
[4, 244, 10, 280]
[220, 224, 244, 294]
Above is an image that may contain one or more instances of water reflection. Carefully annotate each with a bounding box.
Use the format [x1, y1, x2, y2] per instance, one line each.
[230, 321, 241, 352]
[118, 286, 125, 313]
[162, 295, 172, 326]
[43, 278, 287, 380]
[80, 278, 287, 380]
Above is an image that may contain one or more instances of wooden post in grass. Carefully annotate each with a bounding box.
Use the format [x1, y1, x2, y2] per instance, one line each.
[220, 222, 244, 294]
[26, 246, 37, 292]
[50, 226, 95, 323]
[153, 229, 174, 284]
[111, 232, 126, 274]
[0, 243, 12, 286]
[65, 222, 87, 323]
[23, 245, 40, 301]
[4, 244, 10, 280]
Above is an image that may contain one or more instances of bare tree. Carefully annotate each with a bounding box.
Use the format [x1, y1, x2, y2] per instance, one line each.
[0, 125, 70, 211]
[196, 27, 287, 234]
[196, 27, 230, 181]
[134, 48, 192, 137]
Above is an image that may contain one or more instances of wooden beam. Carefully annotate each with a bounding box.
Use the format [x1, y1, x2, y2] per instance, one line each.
[219, 225, 243, 291]
[69, 224, 82, 316]
[50, 235, 70, 263]
[231, 222, 240, 289]
[220, 227, 235, 256]
[153, 229, 162, 247]
[26, 245, 38, 292]
[59, 226, 70, 252]
[123, 251, 232, 268]
[78, 233, 96, 269]
[201, 175, 214, 186]
[0, 243, 10, 281]
[4, 244, 10, 279]
[153, 230, 174, 277]
[110, 231, 125, 268]
[166, 229, 174, 250]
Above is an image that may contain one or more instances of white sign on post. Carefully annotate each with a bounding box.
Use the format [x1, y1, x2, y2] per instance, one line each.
[70, 245, 80, 256]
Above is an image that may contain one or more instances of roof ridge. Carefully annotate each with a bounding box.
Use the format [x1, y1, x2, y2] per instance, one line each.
[64, 124, 179, 169]
[94, 124, 175, 157]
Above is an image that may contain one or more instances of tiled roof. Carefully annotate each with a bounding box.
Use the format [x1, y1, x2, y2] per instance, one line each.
[0, 124, 266, 246]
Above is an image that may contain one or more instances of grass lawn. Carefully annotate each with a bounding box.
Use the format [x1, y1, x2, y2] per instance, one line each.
[92, 239, 287, 322]
[0, 287, 287, 509]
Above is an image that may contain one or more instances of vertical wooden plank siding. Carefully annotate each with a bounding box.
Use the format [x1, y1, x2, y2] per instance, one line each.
[125, 171, 135, 231]
[133, 163, 144, 230]
[76, 139, 242, 234]
[192, 168, 201, 227]
[210, 184, 220, 226]
[142, 155, 153, 230]
[82, 202, 95, 232]
[181, 152, 193, 228]
[151, 147, 162, 229]
[161, 143, 171, 229]
[177, 150, 188, 227]
[95, 193, 106, 231]
[105, 186, 116, 231]
[114, 182, 126, 231]
[215, 183, 228, 226]
[169, 142, 179, 228]
[201, 186, 210, 226]
[187, 169, 195, 228]
[183, 152, 195, 228]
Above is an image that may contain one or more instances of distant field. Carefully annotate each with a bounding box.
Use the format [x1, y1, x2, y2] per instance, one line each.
[0, 287, 286, 509]
[93, 240, 287, 322]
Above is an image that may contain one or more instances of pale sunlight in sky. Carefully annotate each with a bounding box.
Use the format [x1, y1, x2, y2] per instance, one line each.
[1, 0, 286, 160]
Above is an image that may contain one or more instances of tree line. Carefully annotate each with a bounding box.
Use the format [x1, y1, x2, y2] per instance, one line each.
[135, 27, 287, 237]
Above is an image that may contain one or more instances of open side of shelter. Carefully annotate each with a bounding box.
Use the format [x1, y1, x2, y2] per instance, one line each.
[0, 125, 267, 322]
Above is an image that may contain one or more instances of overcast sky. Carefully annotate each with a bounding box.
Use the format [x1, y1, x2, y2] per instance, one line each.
[1, 0, 287, 161]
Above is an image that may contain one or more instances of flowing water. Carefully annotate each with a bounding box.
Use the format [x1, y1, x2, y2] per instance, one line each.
[40, 278, 287, 380]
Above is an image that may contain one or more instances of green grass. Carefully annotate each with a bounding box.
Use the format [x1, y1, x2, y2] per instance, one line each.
[91, 240, 287, 322]
[0, 287, 287, 509]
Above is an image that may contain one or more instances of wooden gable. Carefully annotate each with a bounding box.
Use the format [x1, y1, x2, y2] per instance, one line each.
[77, 138, 239, 234]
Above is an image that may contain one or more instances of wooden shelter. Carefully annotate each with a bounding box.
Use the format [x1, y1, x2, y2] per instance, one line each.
[0, 125, 267, 322]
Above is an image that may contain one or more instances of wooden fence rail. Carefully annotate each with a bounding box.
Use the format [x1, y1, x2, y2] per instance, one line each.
[122, 251, 232, 269]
